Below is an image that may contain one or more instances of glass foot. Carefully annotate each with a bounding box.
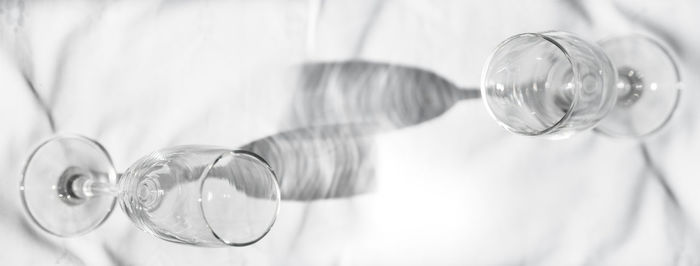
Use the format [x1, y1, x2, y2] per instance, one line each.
[595, 35, 682, 137]
[20, 135, 118, 237]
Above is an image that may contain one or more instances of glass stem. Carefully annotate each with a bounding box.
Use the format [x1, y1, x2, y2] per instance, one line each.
[81, 177, 120, 197]
[615, 66, 644, 107]
[61, 171, 121, 201]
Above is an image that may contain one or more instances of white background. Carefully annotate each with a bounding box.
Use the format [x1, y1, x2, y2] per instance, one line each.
[1, 0, 700, 265]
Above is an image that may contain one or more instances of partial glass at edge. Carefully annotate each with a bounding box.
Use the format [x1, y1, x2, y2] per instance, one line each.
[20, 135, 281, 247]
[481, 31, 681, 139]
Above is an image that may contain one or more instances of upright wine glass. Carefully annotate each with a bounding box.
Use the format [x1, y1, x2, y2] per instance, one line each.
[20, 134, 281, 247]
[481, 31, 681, 139]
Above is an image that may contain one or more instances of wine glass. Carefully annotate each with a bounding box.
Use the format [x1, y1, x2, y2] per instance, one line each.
[481, 31, 681, 139]
[20, 134, 281, 247]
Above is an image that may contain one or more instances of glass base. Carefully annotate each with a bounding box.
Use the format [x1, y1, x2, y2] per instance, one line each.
[20, 135, 117, 237]
[595, 35, 682, 137]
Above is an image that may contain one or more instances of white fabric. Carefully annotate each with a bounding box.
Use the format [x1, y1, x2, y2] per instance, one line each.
[1, 0, 699, 265]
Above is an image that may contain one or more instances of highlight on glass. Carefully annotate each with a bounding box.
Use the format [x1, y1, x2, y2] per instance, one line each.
[20, 134, 281, 247]
[481, 31, 681, 139]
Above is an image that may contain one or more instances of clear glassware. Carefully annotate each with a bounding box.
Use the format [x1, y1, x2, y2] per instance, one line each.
[20, 134, 281, 247]
[481, 31, 681, 139]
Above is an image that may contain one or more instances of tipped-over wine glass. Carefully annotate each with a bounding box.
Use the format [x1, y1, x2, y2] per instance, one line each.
[481, 31, 681, 139]
[20, 134, 281, 247]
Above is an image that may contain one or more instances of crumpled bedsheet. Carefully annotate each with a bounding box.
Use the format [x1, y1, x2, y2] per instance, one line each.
[1, 0, 700, 265]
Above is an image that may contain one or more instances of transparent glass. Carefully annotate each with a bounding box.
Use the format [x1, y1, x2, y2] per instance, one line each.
[20, 134, 281, 247]
[481, 31, 681, 139]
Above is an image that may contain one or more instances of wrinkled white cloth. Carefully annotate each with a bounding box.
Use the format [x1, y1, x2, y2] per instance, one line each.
[1, 0, 700, 265]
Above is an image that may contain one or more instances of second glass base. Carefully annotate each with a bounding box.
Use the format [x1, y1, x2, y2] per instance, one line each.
[595, 35, 682, 137]
[20, 135, 118, 237]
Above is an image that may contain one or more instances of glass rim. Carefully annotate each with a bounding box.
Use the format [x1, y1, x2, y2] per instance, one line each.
[480, 31, 581, 136]
[197, 149, 281, 247]
[19, 133, 118, 237]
